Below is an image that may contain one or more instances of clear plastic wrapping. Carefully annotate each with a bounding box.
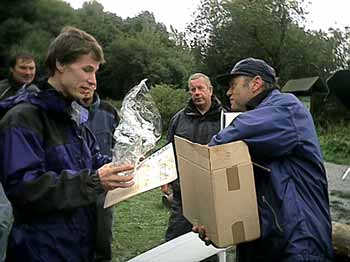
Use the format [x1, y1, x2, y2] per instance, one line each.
[112, 79, 162, 166]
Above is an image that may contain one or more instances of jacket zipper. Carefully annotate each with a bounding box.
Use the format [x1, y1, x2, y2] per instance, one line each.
[262, 195, 283, 233]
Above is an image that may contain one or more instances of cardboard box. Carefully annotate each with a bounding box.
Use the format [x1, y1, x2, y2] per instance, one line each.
[174, 136, 260, 248]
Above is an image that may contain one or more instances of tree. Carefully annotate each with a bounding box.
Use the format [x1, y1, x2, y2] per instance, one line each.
[75, 1, 124, 47]
[187, 0, 350, 87]
[99, 11, 194, 99]
[186, 0, 224, 71]
[0, 0, 76, 77]
[0, 0, 195, 94]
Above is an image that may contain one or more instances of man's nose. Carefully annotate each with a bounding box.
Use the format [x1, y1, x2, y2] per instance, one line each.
[88, 74, 97, 90]
[193, 88, 200, 95]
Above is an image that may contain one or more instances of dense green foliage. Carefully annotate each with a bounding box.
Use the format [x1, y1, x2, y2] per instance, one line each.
[187, 0, 350, 86]
[0, 0, 194, 99]
[1, 0, 350, 100]
[150, 84, 189, 131]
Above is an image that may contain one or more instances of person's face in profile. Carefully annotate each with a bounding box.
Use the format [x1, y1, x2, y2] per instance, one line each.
[227, 76, 256, 112]
[57, 53, 99, 101]
[11, 58, 36, 85]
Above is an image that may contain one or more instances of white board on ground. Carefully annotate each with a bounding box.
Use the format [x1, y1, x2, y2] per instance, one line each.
[127, 232, 228, 262]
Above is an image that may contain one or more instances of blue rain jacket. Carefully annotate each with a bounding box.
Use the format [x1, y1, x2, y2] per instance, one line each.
[209, 89, 334, 262]
[0, 83, 109, 262]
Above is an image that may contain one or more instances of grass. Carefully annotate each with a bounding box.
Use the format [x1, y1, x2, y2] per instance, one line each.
[112, 189, 170, 261]
[317, 122, 350, 165]
[111, 136, 169, 262]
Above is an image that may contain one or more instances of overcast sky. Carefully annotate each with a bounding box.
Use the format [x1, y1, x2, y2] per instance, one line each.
[65, 0, 350, 32]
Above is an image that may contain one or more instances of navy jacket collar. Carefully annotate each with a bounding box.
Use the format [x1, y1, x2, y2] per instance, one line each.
[246, 87, 277, 110]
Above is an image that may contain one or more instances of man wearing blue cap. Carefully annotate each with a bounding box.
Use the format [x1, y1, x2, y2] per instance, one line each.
[194, 58, 334, 261]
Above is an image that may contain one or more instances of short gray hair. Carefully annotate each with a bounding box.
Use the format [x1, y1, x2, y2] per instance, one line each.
[188, 73, 213, 91]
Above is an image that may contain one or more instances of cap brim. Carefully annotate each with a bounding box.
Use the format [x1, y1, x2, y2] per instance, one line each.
[216, 71, 264, 87]
[215, 73, 234, 87]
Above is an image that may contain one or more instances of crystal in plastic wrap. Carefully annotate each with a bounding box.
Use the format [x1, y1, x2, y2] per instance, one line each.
[112, 79, 162, 166]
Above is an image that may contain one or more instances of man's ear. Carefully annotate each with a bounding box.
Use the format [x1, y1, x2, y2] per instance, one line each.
[251, 76, 264, 93]
[56, 61, 65, 73]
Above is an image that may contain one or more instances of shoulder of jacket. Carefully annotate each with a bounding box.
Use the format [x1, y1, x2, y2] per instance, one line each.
[0, 102, 43, 131]
[7, 102, 41, 117]
[0, 79, 10, 90]
[172, 108, 186, 121]
[0, 79, 9, 84]
[25, 83, 40, 93]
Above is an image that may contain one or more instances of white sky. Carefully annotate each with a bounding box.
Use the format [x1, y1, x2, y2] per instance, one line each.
[65, 0, 350, 32]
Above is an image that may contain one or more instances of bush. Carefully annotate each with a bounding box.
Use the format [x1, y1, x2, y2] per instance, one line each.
[150, 84, 188, 132]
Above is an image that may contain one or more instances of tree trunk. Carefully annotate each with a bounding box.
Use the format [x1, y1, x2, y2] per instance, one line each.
[333, 222, 350, 260]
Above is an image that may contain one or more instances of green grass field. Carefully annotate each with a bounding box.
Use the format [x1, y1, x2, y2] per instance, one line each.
[112, 189, 169, 261]
[318, 123, 350, 165]
[111, 136, 170, 261]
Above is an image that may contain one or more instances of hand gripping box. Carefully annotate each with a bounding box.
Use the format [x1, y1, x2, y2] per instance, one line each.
[174, 136, 260, 248]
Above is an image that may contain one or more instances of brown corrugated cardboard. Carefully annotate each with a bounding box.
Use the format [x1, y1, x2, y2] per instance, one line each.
[174, 136, 260, 248]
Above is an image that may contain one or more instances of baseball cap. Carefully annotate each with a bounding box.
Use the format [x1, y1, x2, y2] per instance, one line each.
[216, 58, 276, 87]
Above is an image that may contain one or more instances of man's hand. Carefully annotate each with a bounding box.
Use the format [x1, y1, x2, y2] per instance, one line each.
[192, 224, 213, 246]
[161, 184, 170, 194]
[98, 163, 135, 191]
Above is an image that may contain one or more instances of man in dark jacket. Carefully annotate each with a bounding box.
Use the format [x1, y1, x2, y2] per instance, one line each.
[0, 52, 34, 261]
[195, 58, 334, 262]
[81, 92, 119, 158]
[0, 26, 135, 262]
[165, 73, 223, 261]
[81, 91, 120, 262]
[0, 52, 36, 100]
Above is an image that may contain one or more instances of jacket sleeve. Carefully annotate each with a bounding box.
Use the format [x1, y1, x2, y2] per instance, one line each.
[84, 126, 111, 168]
[166, 111, 182, 195]
[0, 125, 104, 215]
[0, 182, 13, 258]
[209, 105, 299, 159]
